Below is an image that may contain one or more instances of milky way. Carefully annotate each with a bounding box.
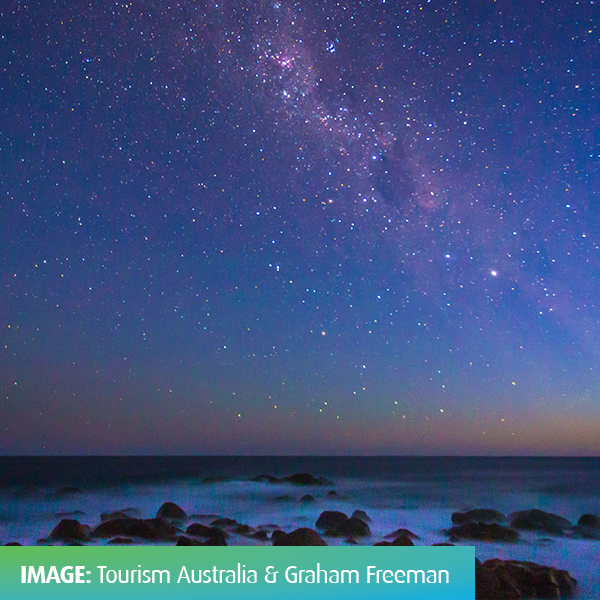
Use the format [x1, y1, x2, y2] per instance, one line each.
[1, 0, 599, 454]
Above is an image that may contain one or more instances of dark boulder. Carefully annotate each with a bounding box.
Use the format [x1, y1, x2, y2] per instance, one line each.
[49, 519, 90, 542]
[251, 530, 268, 541]
[4, 542, 22, 546]
[100, 511, 132, 522]
[572, 514, 600, 539]
[300, 494, 316, 504]
[475, 558, 577, 599]
[107, 537, 133, 545]
[210, 517, 238, 528]
[352, 509, 371, 522]
[452, 509, 506, 525]
[578, 514, 600, 528]
[326, 490, 339, 498]
[156, 502, 186, 522]
[176, 536, 203, 546]
[384, 528, 419, 540]
[270, 530, 286, 544]
[509, 509, 571, 535]
[250, 474, 281, 483]
[448, 522, 519, 542]
[185, 523, 227, 544]
[375, 534, 414, 546]
[233, 524, 253, 536]
[92, 517, 179, 541]
[273, 527, 327, 546]
[315, 510, 348, 531]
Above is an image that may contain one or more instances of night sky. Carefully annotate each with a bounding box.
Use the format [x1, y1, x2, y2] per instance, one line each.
[2, 0, 599, 455]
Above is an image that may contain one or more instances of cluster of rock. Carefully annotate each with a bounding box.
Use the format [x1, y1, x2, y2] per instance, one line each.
[4, 474, 596, 599]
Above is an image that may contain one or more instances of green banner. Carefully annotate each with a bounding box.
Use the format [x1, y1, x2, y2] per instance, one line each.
[1, 546, 473, 599]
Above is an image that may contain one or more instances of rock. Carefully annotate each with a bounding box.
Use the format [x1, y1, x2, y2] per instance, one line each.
[384, 528, 419, 540]
[273, 528, 327, 546]
[186, 523, 216, 536]
[432, 542, 455, 546]
[156, 502, 186, 522]
[4, 542, 22, 546]
[326, 490, 339, 498]
[315, 510, 348, 531]
[271, 530, 286, 544]
[475, 558, 577, 599]
[233, 524, 253, 536]
[448, 522, 519, 542]
[49, 519, 91, 542]
[344, 538, 358, 545]
[300, 494, 316, 504]
[375, 534, 414, 546]
[340, 517, 370, 538]
[107, 537, 134, 545]
[176, 536, 203, 546]
[282, 473, 332, 486]
[251, 531, 268, 541]
[250, 474, 281, 483]
[571, 514, 600, 539]
[100, 511, 132, 522]
[578, 514, 600, 528]
[452, 509, 506, 525]
[509, 509, 571, 535]
[352, 509, 371, 522]
[210, 517, 238, 528]
[92, 517, 179, 541]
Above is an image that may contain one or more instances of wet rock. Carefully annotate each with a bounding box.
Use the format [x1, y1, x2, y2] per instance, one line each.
[300, 494, 316, 504]
[432, 542, 455, 546]
[271, 530, 286, 544]
[384, 528, 419, 540]
[509, 509, 571, 535]
[375, 534, 414, 546]
[107, 537, 134, 545]
[210, 517, 238, 528]
[282, 473, 332, 486]
[326, 490, 339, 498]
[177, 536, 204, 546]
[577, 514, 600, 529]
[49, 519, 91, 542]
[233, 524, 254, 536]
[273, 527, 327, 546]
[315, 510, 348, 531]
[156, 502, 186, 522]
[352, 509, 371, 522]
[448, 522, 519, 542]
[92, 517, 179, 541]
[4, 542, 22, 546]
[251, 530, 268, 541]
[475, 558, 577, 599]
[185, 523, 227, 545]
[452, 509, 506, 525]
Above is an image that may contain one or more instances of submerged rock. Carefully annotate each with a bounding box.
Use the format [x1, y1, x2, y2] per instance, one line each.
[475, 558, 577, 599]
[384, 528, 419, 540]
[448, 522, 519, 543]
[282, 473, 332, 486]
[352, 509, 371, 522]
[452, 509, 506, 525]
[509, 509, 571, 535]
[273, 528, 327, 546]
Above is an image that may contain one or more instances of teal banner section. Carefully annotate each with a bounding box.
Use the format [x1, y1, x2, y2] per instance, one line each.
[1, 546, 474, 599]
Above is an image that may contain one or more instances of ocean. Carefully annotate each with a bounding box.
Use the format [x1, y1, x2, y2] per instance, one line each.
[1, 456, 599, 598]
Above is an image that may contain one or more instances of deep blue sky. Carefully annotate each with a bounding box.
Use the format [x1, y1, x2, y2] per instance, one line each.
[1, 0, 599, 454]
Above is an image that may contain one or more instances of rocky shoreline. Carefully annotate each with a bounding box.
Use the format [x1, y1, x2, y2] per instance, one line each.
[4, 472, 597, 599]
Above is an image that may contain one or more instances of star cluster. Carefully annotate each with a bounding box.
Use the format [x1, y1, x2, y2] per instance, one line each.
[1, 0, 599, 454]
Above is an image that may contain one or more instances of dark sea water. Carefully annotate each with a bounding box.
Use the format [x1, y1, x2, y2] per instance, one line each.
[1, 456, 599, 597]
